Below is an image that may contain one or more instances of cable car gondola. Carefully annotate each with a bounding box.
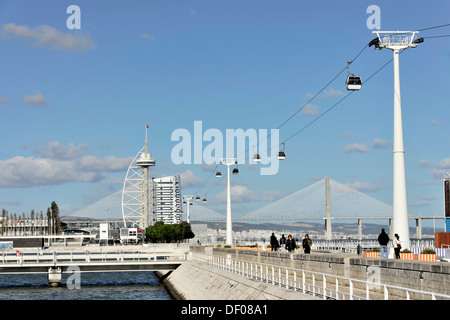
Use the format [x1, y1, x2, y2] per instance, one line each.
[253, 153, 261, 162]
[232, 167, 239, 175]
[277, 142, 286, 160]
[215, 170, 222, 178]
[346, 75, 362, 91]
[345, 60, 362, 91]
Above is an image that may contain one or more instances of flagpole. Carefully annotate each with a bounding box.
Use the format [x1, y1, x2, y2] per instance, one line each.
[145, 123, 148, 155]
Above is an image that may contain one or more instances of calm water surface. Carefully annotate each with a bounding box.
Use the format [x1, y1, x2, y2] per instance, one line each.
[0, 271, 171, 300]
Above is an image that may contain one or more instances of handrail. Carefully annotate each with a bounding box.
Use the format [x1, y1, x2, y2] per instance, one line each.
[0, 250, 185, 266]
[190, 252, 450, 300]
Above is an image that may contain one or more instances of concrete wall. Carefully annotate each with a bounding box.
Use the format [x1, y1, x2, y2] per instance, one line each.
[209, 247, 450, 298]
[158, 260, 320, 300]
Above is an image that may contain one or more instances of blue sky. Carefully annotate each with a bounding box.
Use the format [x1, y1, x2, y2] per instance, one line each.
[0, 1, 449, 228]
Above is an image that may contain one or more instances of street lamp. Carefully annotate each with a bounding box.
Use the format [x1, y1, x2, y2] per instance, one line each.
[217, 158, 238, 245]
[370, 30, 423, 249]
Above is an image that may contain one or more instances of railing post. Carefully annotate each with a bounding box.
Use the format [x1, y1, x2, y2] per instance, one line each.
[302, 271, 306, 293]
[384, 285, 388, 300]
[312, 273, 316, 297]
[272, 266, 275, 285]
[286, 268, 289, 289]
[323, 274, 327, 300]
[349, 279, 353, 300]
[366, 283, 370, 300]
[336, 278, 339, 300]
[278, 268, 281, 287]
[260, 264, 263, 282]
[294, 270, 297, 291]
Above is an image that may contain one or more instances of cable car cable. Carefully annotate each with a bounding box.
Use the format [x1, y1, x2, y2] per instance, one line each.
[192, 23, 448, 198]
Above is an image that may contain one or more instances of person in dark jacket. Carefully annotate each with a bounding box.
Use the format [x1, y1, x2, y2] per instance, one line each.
[270, 233, 279, 251]
[279, 234, 286, 246]
[378, 228, 390, 258]
[285, 234, 296, 253]
[302, 234, 312, 254]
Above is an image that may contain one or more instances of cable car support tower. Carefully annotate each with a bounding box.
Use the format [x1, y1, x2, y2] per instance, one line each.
[370, 31, 423, 249]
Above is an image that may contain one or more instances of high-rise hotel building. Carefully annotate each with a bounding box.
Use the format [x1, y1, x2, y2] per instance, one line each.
[150, 175, 182, 224]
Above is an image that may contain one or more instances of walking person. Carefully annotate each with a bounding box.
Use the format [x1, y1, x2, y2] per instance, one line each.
[302, 234, 312, 254]
[285, 234, 297, 253]
[270, 233, 279, 251]
[378, 228, 390, 259]
[279, 234, 286, 246]
[393, 233, 401, 259]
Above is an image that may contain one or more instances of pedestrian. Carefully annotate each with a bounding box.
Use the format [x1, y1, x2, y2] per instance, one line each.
[270, 233, 279, 251]
[279, 234, 286, 246]
[378, 228, 390, 259]
[285, 234, 297, 253]
[393, 233, 401, 259]
[302, 234, 312, 254]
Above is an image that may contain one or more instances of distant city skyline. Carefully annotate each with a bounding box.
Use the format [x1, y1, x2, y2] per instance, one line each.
[0, 1, 449, 230]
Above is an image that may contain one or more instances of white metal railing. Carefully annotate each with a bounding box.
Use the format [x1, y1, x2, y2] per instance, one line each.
[191, 253, 450, 300]
[0, 250, 186, 266]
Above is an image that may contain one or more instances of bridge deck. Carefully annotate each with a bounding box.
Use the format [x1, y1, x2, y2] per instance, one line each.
[0, 250, 185, 274]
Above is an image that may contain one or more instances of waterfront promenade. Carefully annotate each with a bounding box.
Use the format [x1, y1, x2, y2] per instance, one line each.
[1, 243, 449, 299]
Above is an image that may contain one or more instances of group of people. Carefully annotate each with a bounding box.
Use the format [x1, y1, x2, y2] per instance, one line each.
[270, 233, 312, 253]
[378, 228, 402, 259]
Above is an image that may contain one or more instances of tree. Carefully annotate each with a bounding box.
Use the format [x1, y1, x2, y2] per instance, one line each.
[50, 201, 62, 235]
[46, 208, 51, 235]
[145, 221, 195, 243]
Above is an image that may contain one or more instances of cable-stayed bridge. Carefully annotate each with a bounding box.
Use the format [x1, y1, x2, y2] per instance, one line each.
[240, 178, 393, 221]
[67, 178, 442, 234]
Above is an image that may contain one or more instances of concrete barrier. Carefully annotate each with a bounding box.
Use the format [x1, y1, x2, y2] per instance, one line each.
[157, 260, 320, 300]
[207, 246, 450, 299]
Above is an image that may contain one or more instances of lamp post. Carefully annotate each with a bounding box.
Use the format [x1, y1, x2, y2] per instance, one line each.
[371, 31, 423, 249]
[218, 158, 238, 246]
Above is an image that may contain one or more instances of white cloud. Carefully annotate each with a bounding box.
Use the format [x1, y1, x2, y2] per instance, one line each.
[33, 141, 89, 160]
[372, 138, 391, 149]
[304, 88, 345, 100]
[23, 91, 49, 106]
[0, 97, 10, 104]
[322, 88, 345, 98]
[189, 9, 197, 19]
[212, 185, 283, 203]
[141, 33, 156, 40]
[418, 160, 432, 168]
[2, 23, 95, 51]
[435, 158, 450, 169]
[0, 141, 132, 188]
[418, 158, 450, 180]
[346, 181, 380, 193]
[179, 169, 203, 188]
[344, 142, 369, 153]
[431, 158, 450, 180]
[301, 104, 319, 116]
[341, 132, 358, 138]
[430, 119, 443, 125]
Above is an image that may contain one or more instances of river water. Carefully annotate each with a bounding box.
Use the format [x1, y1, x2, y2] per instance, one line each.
[0, 271, 172, 300]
